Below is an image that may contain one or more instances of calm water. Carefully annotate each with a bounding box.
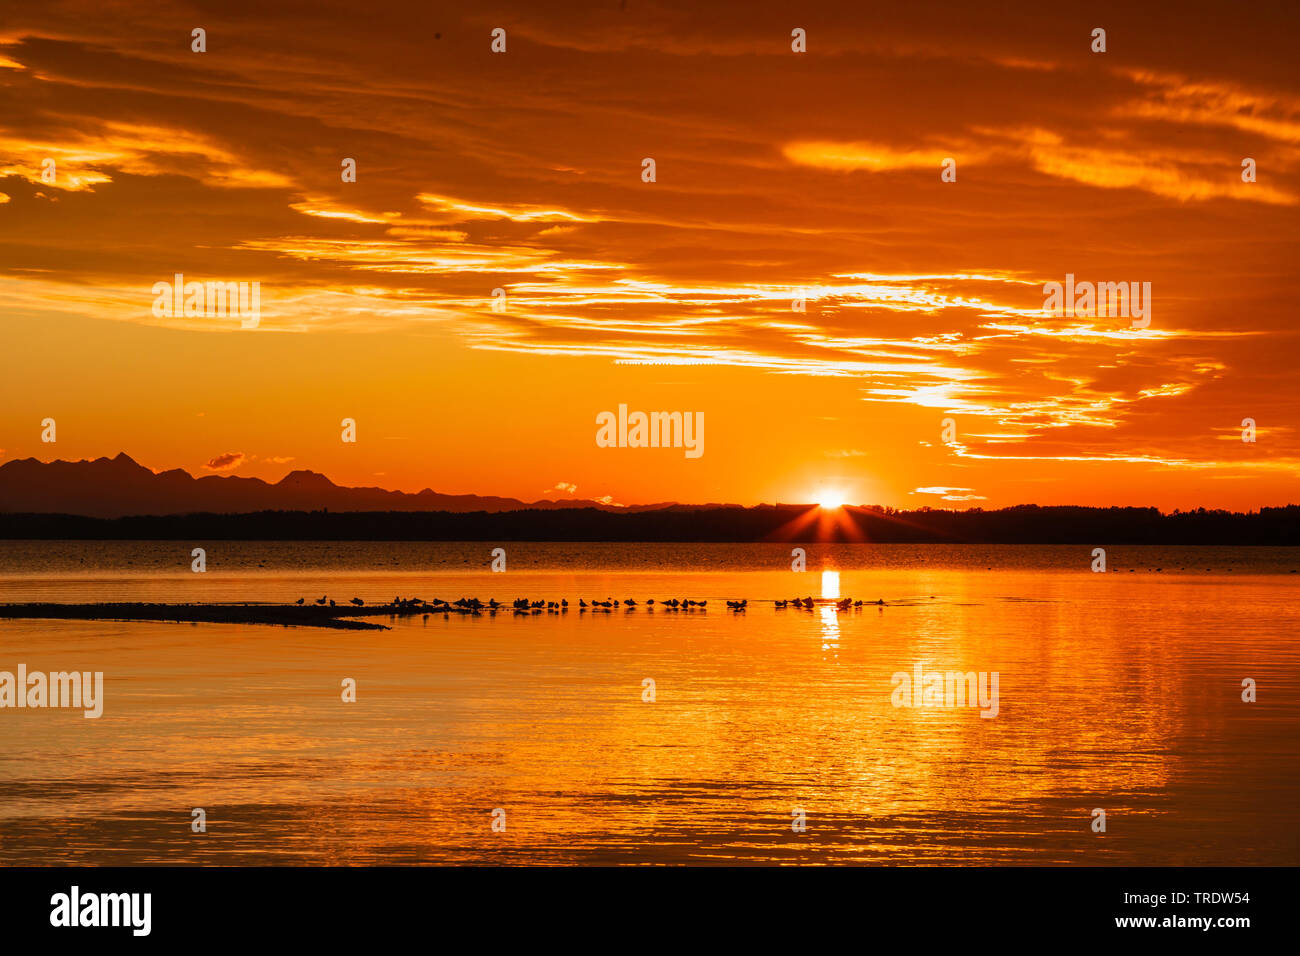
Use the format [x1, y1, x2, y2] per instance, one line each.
[0, 541, 1297, 865]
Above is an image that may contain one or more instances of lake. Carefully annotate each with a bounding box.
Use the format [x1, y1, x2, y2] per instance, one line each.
[0, 541, 1297, 864]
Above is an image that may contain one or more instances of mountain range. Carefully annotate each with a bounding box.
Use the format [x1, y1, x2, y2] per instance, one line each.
[0, 453, 680, 518]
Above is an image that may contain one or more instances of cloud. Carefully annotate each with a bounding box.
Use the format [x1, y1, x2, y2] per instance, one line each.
[782, 141, 971, 172]
[913, 486, 987, 502]
[0, 121, 294, 192]
[204, 452, 244, 471]
[416, 193, 594, 224]
[786, 128, 1296, 206]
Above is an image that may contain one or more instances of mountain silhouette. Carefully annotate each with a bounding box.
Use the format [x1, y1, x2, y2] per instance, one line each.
[4, 455, 1295, 545]
[0, 453, 677, 518]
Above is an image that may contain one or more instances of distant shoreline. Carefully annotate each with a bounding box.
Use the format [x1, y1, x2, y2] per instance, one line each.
[1, 504, 1298, 545]
[0, 602, 395, 630]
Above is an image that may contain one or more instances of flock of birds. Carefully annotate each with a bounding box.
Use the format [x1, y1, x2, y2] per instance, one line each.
[294, 595, 887, 615]
[776, 597, 887, 609]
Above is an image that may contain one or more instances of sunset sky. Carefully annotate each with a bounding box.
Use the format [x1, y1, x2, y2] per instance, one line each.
[1, 1, 1297, 510]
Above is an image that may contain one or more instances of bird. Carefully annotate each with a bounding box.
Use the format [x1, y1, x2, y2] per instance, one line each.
[775, 600, 787, 608]
[315, 596, 327, 605]
[624, 599, 636, 606]
[295, 598, 305, 605]
[646, 599, 655, 605]
[579, 599, 588, 608]
[329, 599, 336, 607]
[350, 597, 364, 606]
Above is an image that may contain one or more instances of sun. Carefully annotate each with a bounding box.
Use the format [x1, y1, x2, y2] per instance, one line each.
[815, 491, 847, 509]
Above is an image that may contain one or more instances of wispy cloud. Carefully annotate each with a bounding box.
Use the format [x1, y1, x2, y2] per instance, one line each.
[204, 452, 244, 471]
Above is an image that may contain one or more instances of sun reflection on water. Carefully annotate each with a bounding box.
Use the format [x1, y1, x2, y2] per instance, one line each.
[820, 569, 840, 598]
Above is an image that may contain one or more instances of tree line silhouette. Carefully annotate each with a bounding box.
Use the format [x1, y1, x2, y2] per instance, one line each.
[2, 503, 1298, 544]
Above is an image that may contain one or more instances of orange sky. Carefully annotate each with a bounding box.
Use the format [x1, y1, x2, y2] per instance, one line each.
[1, 1, 1297, 509]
